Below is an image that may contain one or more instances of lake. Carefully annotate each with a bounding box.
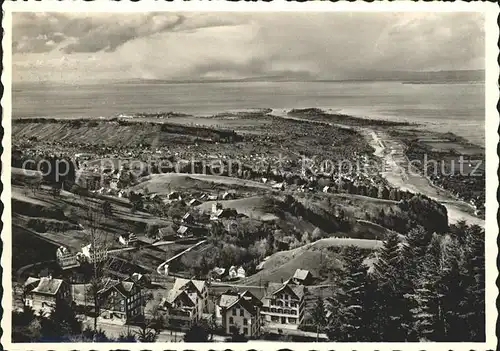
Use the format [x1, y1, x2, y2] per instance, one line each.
[12, 80, 485, 146]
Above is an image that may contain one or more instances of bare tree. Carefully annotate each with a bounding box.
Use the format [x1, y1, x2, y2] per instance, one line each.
[79, 197, 113, 340]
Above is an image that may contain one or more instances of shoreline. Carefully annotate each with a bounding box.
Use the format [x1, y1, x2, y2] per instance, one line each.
[268, 108, 485, 227]
[365, 130, 484, 227]
[12, 109, 484, 227]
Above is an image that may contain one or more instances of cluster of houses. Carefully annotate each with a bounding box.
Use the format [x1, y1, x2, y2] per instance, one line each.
[23, 272, 147, 324]
[211, 265, 247, 281]
[55, 241, 111, 273]
[22, 268, 314, 338]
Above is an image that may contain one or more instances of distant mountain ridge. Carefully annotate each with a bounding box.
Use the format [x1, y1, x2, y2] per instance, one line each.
[113, 69, 484, 84]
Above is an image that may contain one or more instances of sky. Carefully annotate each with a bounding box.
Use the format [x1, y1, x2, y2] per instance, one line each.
[12, 12, 485, 83]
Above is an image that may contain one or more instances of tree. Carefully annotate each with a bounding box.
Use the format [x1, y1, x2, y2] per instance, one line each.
[311, 297, 327, 340]
[404, 257, 438, 341]
[79, 198, 113, 338]
[229, 324, 248, 342]
[12, 305, 41, 342]
[461, 225, 485, 341]
[184, 323, 210, 342]
[326, 247, 367, 341]
[117, 331, 137, 342]
[39, 299, 82, 341]
[102, 201, 112, 217]
[129, 191, 144, 213]
[81, 326, 112, 342]
[135, 323, 158, 342]
[371, 233, 410, 341]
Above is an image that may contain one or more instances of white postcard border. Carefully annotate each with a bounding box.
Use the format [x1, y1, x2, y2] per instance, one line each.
[1, 1, 498, 350]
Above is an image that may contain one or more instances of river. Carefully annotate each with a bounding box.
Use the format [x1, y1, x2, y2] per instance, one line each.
[274, 112, 484, 227]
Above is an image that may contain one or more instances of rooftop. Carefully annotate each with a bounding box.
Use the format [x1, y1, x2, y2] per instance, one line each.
[29, 277, 64, 295]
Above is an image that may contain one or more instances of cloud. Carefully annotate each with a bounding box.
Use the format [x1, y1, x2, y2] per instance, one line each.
[12, 12, 485, 82]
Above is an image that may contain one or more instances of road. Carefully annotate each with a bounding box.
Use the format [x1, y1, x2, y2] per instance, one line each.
[81, 317, 228, 342]
[156, 239, 207, 274]
[108, 240, 176, 254]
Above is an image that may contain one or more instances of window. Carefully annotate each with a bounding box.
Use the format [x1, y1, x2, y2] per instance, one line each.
[243, 318, 248, 326]
[243, 328, 248, 335]
[229, 317, 234, 324]
[240, 309, 244, 317]
[232, 309, 237, 316]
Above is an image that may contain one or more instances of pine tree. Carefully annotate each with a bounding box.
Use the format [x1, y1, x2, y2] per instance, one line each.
[311, 296, 327, 339]
[404, 256, 438, 341]
[327, 246, 367, 341]
[372, 233, 401, 284]
[461, 225, 485, 341]
[371, 233, 409, 341]
[435, 235, 466, 341]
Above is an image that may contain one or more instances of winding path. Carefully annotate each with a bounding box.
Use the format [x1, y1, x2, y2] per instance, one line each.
[156, 239, 207, 275]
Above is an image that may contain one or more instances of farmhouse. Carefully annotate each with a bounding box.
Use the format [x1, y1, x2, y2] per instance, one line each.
[161, 289, 200, 329]
[177, 225, 190, 237]
[160, 278, 209, 329]
[126, 272, 151, 288]
[97, 279, 143, 324]
[228, 265, 246, 279]
[24, 276, 71, 316]
[80, 243, 108, 264]
[290, 269, 314, 285]
[168, 191, 181, 200]
[210, 208, 235, 221]
[217, 290, 263, 337]
[56, 246, 80, 270]
[181, 212, 194, 224]
[222, 191, 235, 200]
[188, 199, 201, 207]
[261, 281, 306, 328]
[118, 232, 138, 247]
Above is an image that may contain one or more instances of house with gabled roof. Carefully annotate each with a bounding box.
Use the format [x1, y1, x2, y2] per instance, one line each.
[181, 212, 194, 224]
[160, 289, 200, 329]
[56, 246, 80, 270]
[97, 279, 143, 324]
[118, 232, 138, 247]
[217, 290, 263, 337]
[261, 281, 306, 328]
[210, 208, 235, 221]
[188, 198, 201, 207]
[24, 276, 71, 316]
[171, 278, 209, 315]
[291, 269, 314, 285]
[167, 191, 181, 200]
[177, 225, 190, 237]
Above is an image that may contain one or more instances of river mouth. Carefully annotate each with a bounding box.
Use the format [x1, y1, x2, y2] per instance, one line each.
[367, 130, 484, 227]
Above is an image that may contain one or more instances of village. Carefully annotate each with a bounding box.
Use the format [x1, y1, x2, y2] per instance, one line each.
[11, 112, 481, 342]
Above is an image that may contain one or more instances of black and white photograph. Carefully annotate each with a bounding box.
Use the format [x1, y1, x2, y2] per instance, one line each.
[1, 2, 497, 349]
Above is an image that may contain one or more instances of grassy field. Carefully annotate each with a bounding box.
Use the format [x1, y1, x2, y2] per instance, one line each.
[197, 195, 279, 221]
[131, 173, 270, 194]
[11, 185, 171, 251]
[242, 236, 383, 286]
[12, 119, 238, 147]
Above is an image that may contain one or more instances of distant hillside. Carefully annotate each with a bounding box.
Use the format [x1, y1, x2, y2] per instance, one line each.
[337, 69, 485, 83]
[242, 237, 383, 286]
[12, 118, 240, 146]
[115, 69, 484, 84]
